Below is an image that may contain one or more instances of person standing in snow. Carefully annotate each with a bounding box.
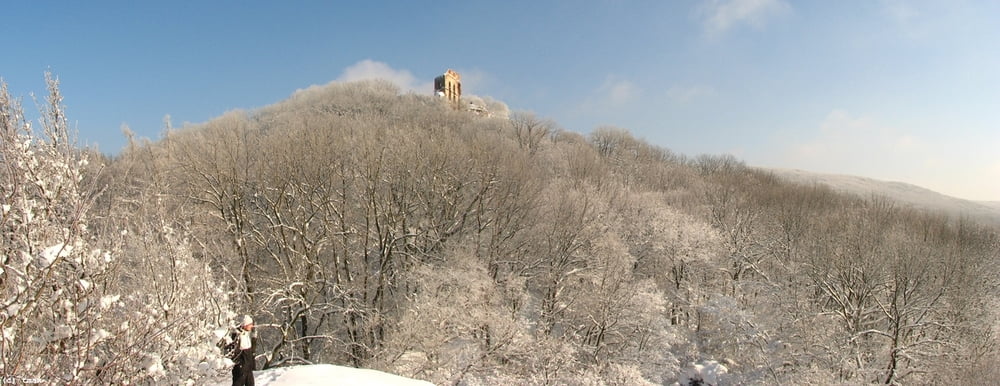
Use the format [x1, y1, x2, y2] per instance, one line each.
[224, 315, 257, 386]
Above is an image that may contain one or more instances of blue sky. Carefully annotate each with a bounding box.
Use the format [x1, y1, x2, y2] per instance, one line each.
[3, 1, 998, 201]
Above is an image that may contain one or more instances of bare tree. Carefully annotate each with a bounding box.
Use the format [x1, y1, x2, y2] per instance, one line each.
[1, 75, 231, 384]
[509, 112, 555, 155]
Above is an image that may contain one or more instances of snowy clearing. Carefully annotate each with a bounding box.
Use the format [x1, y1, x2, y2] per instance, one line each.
[212, 364, 434, 386]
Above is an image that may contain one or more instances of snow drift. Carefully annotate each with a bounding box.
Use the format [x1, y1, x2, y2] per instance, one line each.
[213, 364, 433, 386]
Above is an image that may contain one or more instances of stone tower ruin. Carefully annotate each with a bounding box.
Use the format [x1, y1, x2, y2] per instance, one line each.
[434, 69, 461, 108]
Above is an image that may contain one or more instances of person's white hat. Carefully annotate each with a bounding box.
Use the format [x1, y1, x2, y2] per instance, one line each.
[241, 315, 254, 327]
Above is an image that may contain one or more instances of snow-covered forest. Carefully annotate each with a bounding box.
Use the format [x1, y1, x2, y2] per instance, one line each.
[2, 76, 998, 385]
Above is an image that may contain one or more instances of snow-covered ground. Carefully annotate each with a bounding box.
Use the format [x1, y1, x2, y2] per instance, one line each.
[212, 364, 434, 386]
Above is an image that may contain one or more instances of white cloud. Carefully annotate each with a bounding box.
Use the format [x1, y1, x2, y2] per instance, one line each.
[335, 59, 432, 93]
[564, 75, 642, 129]
[293, 60, 439, 97]
[571, 76, 641, 116]
[877, 0, 975, 41]
[700, 0, 790, 36]
[597, 76, 640, 107]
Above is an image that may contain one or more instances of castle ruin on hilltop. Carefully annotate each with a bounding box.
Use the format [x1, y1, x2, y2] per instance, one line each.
[434, 69, 461, 108]
[434, 69, 493, 117]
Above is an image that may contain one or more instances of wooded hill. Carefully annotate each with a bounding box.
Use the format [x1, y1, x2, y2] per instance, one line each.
[769, 168, 1000, 228]
[4, 77, 998, 384]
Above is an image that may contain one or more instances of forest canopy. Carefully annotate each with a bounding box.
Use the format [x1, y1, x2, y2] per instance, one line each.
[2, 76, 998, 385]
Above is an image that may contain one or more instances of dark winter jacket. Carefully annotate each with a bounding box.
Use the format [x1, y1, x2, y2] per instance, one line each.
[225, 329, 257, 370]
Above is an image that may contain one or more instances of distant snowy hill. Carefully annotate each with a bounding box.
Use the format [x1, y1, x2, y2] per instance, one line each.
[212, 364, 434, 386]
[766, 168, 1000, 227]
